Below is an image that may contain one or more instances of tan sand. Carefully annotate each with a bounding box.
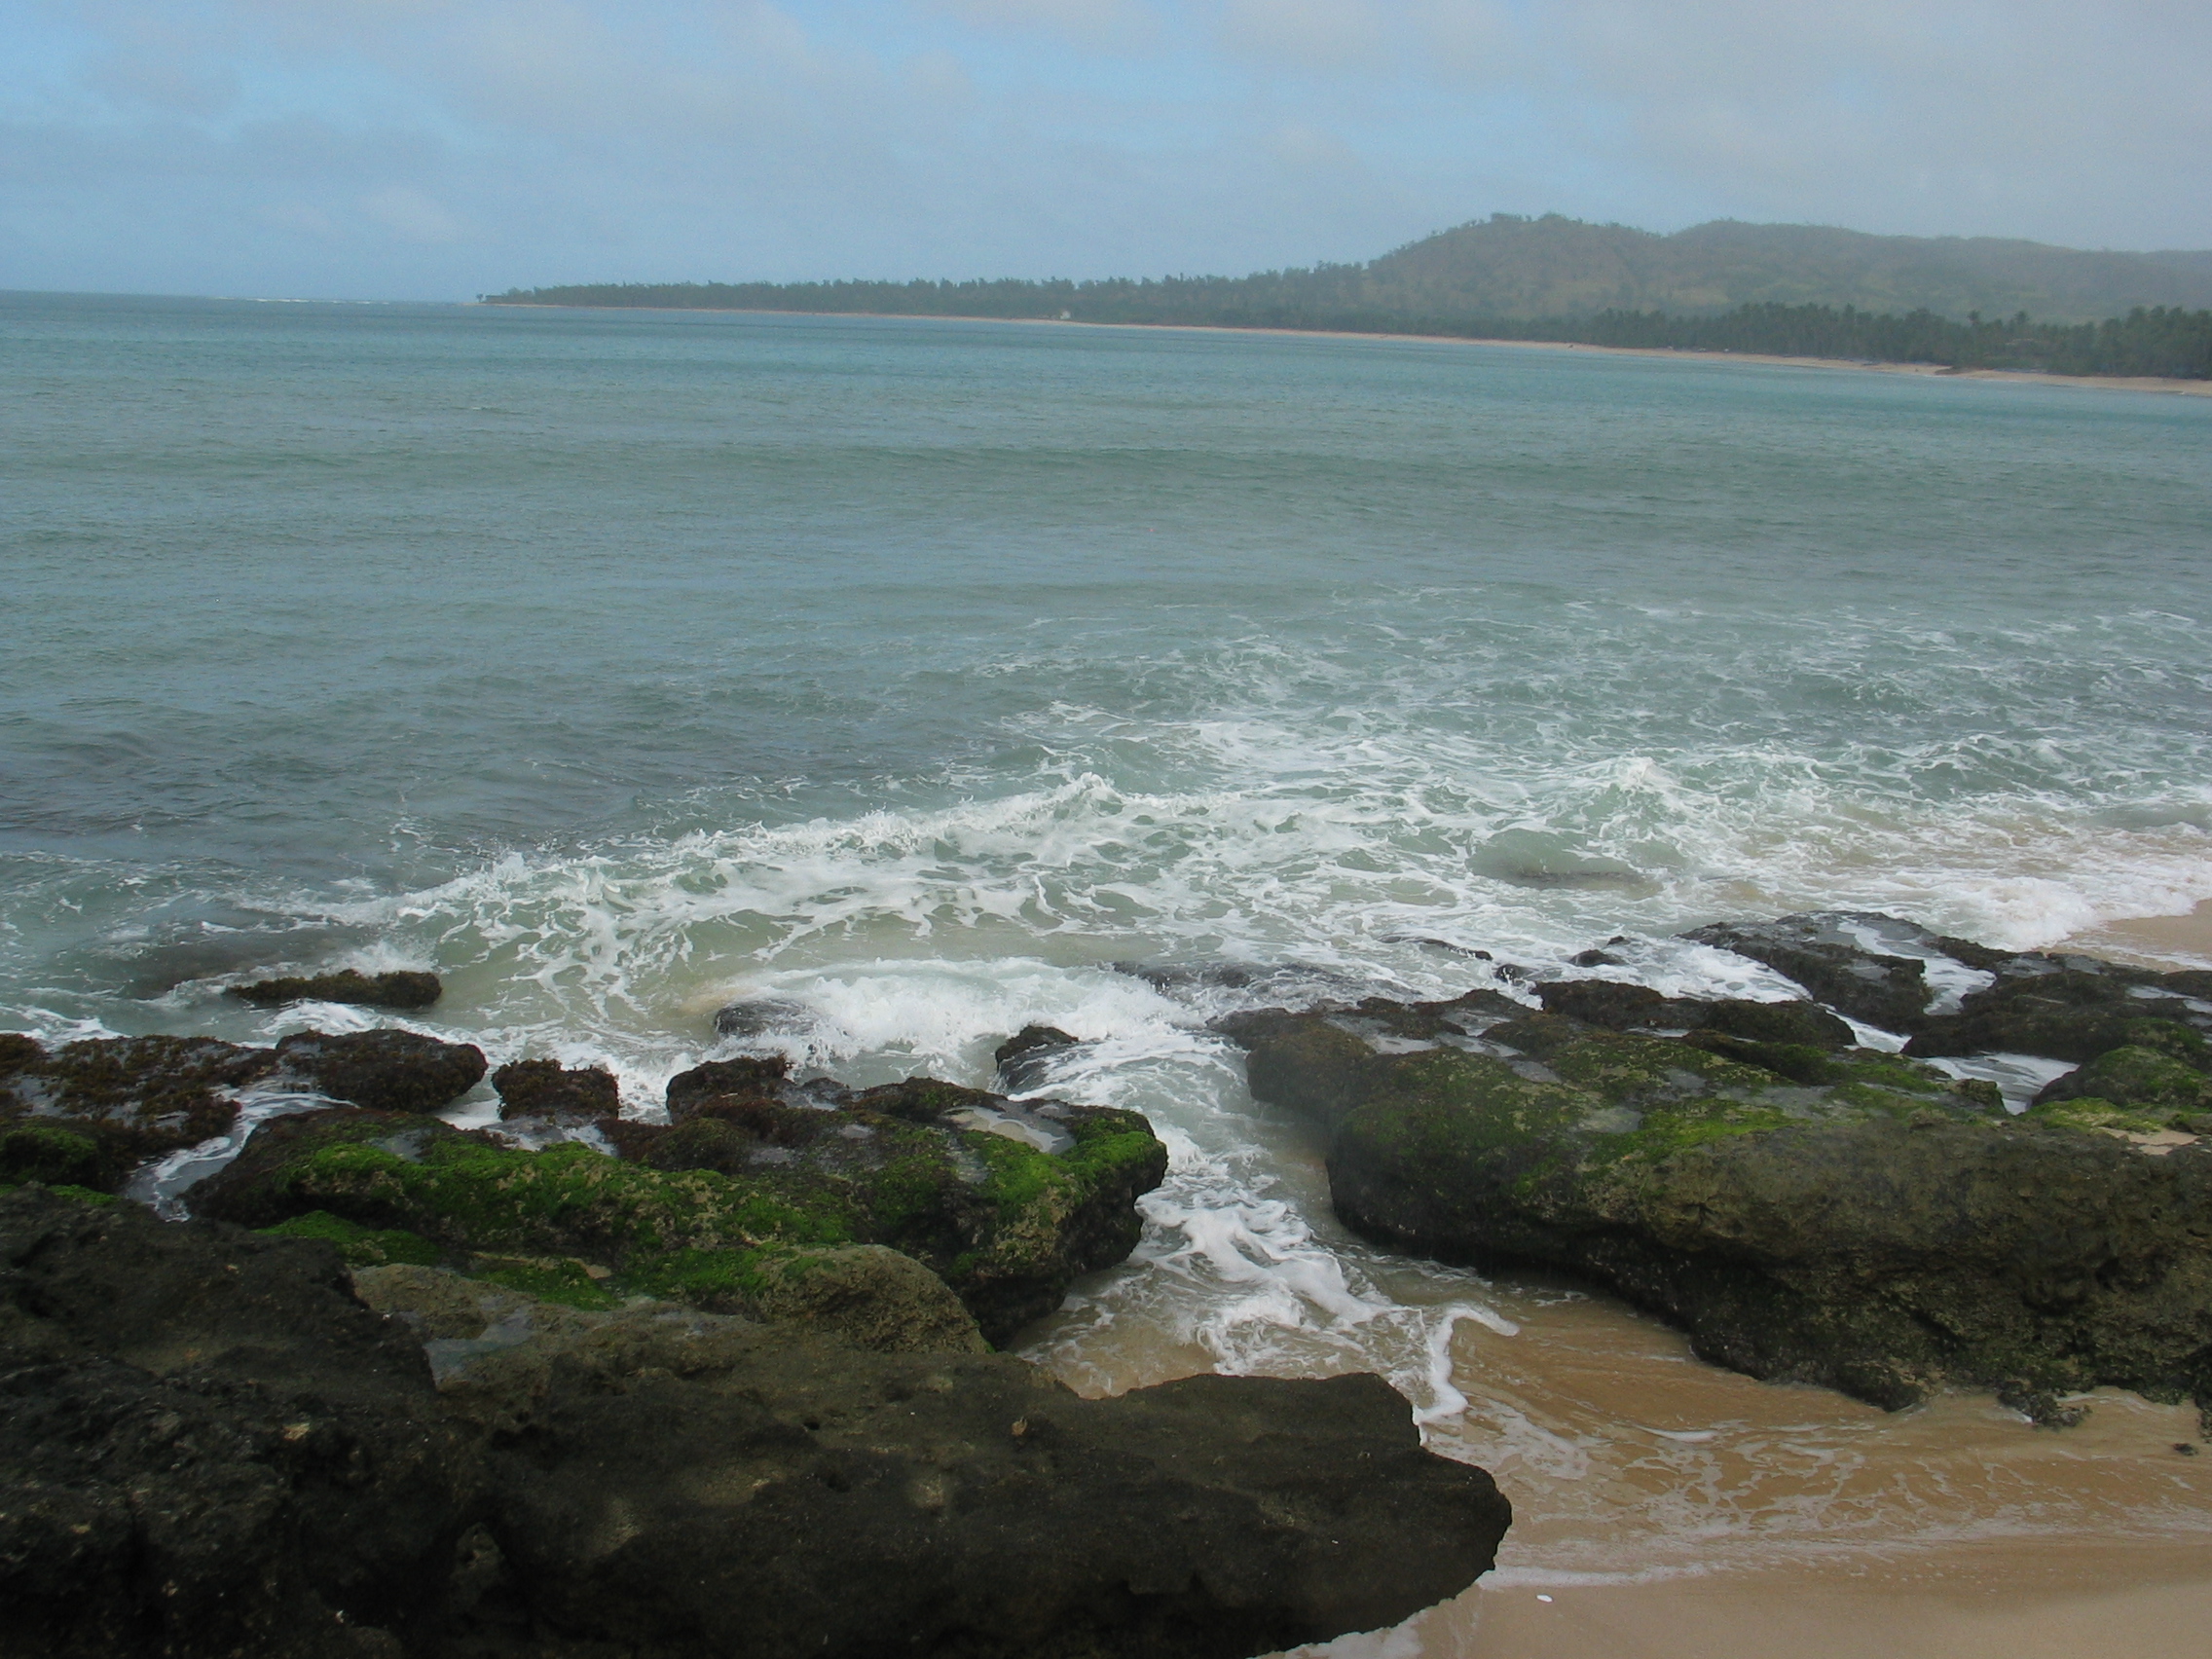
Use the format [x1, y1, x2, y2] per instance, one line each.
[1441, 1541, 2212, 1659]
[2065, 899, 2212, 967]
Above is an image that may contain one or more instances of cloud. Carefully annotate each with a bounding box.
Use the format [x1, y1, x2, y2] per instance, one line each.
[933, 0, 1162, 52]
[361, 182, 469, 241]
[0, 0, 2204, 300]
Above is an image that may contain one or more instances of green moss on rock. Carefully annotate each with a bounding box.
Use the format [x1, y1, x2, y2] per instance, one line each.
[258, 1208, 443, 1269]
[1227, 1001, 2212, 1417]
[2038, 1047, 2212, 1116]
[198, 1082, 1167, 1346]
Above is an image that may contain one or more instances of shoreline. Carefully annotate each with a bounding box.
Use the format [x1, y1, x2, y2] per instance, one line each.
[2065, 898, 2212, 966]
[1445, 1538, 2212, 1659]
[479, 301, 2212, 397]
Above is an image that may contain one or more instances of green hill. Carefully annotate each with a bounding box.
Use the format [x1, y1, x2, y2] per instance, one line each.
[1353, 216, 2212, 323]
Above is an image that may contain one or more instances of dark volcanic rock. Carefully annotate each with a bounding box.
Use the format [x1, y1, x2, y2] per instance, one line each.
[1535, 979, 1672, 1028]
[1700, 998, 1858, 1049]
[2, 1187, 1511, 1659]
[232, 970, 442, 1011]
[1681, 913, 1935, 1030]
[711, 997, 814, 1039]
[1906, 970, 2212, 1063]
[0, 1033, 274, 1176]
[489, 1058, 620, 1120]
[0, 1185, 479, 1657]
[359, 1267, 1512, 1659]
[275, 1029, 487, 1114]
[666, 1053, 793, 1118]
[994, 1023, 1079, 1091]
[1224, 1001, 2212, 1416]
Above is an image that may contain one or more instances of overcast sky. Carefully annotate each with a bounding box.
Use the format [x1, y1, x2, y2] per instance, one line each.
[3, 1, 2206, 300]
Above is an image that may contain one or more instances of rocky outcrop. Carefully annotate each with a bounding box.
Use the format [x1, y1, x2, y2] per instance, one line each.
[1905, 968, 2212, 1061]
[231, 970, 442, 1012]
[1, 1185, 1512, 1659]
[1681, 913, 1939, 1029]
[0, 1034, 273, 1181]
[194, 1059, 1170, 1345]
[0, 1185, 480, 1658]
[274, 1030, 488, 1115]
[1223, 970, 2212, 1419]
[489, 1058, 619, 1119]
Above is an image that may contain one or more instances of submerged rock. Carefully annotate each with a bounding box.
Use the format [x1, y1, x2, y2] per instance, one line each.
[232, 969, 442, 1011]
[1680, 913, 1937, 1029]
[994, 1022, 1079, 1091]
[0, 1033, 273, 1181]
[274, 1029, 488, 1115]
[196, 1062, 1169, 1345]
[1223, 994, 2212, 1418]
[1, 1186, 1511, 1659]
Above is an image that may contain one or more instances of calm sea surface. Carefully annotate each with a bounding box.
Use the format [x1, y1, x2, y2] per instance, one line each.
[6, 290, 2212, 1588]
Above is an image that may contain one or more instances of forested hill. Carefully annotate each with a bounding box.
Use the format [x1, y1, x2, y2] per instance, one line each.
[485, 214, 2212, 379]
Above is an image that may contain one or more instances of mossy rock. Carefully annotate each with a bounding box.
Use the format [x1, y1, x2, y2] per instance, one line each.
[1228, 1004, 2212, 1415]
[198, 1082, 1167, 1346]
[0, 1034, 270, 1166]
[2037, 1047, 2212, 1116]
[0, 1124, 119, 1192]
[258, 1208, 444, 1269]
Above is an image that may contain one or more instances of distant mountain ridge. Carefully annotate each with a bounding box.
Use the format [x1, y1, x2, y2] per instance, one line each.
[1355, 216, 2212, 324]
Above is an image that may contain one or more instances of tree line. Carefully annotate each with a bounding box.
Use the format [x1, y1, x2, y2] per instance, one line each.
[482, 277, 2212, 380]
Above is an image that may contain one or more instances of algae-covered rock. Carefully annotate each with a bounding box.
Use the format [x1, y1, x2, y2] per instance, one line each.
[0, 1033, 273, 1174]
[2035, 1044, 2212, 1117]
[3, 1185, 1513, 1659]
[274, 1028, 487, 1114]
[232, 969, 442, 1011]
[490, 1057, 619, 1119]
[1909, 977, 2212, 1062]
[196, 1068, 1169, 1344]
[1228, 1004, 2212, 1416]
[0, 1122, 120, 1192]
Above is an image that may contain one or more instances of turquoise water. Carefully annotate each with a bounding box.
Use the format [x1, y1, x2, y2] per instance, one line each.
[7, 290, 2212, 1574]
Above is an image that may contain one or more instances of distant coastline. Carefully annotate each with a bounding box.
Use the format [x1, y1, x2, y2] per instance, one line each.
[481, 213, 2212, 383]
[476, 300, 2212, 396]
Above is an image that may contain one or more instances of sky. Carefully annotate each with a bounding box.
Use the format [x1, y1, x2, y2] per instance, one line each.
[2, 1, 2207, 300]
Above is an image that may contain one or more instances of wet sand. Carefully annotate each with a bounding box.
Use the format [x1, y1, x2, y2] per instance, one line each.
[2065, 899, 2212, 967]
[1449, 1541, 2212, 1659]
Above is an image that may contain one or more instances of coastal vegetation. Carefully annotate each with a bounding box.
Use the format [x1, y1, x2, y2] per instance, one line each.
[486, 213, 2212, 379]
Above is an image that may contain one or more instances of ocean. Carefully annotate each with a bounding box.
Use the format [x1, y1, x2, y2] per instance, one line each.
[6, 289, 2212, 1607]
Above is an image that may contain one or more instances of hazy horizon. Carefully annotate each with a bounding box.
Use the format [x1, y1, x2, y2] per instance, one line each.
[4, 2, 2207, 303]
